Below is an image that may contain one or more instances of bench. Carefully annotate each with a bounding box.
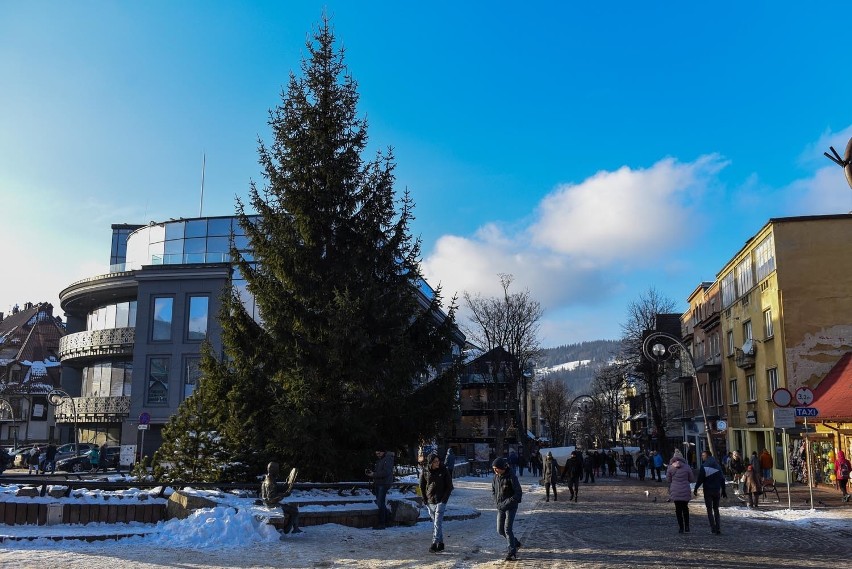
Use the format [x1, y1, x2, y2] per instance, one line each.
[760, 479, 780, 503]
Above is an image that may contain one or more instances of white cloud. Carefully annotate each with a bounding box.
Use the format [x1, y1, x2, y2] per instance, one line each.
[422, 155, 728, 345]
[529, 155, 728, 264]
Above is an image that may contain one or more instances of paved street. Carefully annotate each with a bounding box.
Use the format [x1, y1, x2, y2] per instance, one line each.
[506, 474, 851, 569]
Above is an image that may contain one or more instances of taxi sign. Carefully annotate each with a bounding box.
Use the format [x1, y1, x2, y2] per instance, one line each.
[795, 407, 819, 417]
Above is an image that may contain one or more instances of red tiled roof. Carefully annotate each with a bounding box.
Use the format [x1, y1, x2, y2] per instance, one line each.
[811, 352, 852, 421]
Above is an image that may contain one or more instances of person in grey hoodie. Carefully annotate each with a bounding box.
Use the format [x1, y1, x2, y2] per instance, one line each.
[666, 448, 695, 533]
[366, 448, 395, 529]
[693, 450, 728, 534]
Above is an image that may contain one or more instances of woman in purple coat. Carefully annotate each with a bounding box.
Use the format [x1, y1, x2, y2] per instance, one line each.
[666, 448, 695, 533]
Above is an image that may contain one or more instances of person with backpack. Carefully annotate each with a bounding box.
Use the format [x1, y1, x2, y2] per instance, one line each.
[492, 457, 522, 561]
[835, 449, 851, 502]
[693, 450, 728, 534]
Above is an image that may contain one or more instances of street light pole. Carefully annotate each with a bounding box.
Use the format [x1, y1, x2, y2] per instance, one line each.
[641, 331, 716, 459]
[47, 389, 78, 455]
[567, 394, 594, 449]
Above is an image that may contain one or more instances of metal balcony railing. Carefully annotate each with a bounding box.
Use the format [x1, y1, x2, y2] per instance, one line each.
[58, 327, 135, 362]
[54, 396, 132, 422]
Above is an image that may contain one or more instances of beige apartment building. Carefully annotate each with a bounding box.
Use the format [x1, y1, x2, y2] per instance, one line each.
[710, 214, 852, 483]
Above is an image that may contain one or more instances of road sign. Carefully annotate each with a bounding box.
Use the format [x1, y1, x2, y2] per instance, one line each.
[795, 407, 819, 417]
[773, 407, 796, 428]
[772, 387, 793, 407]
[138, 424, 149, 430]
[139, 412, 151, 425]
[795, 387, 814, 406]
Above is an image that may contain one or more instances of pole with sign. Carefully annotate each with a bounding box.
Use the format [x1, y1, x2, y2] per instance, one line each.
[138, 412, 151, 464]
[773, 406, 796, 510]
[794, 387, 816, 509]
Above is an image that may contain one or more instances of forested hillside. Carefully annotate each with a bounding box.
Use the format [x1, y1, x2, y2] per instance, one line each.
[538, 340, 621, 368]
[536, 340, 622, 394]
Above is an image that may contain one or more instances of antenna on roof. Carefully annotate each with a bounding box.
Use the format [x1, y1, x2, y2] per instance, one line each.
[199, 152, 206, 217]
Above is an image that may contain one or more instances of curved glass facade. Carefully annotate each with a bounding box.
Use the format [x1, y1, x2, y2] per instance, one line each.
[82, 360, 132, 398]
[87, 301, 137, 331]
[125, 216, 259, 320]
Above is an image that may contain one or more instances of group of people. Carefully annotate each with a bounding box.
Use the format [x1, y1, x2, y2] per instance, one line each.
[26, 444, 58, 474]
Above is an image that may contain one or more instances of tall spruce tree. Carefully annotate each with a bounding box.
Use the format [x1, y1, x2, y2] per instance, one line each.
[184, 18, 459, 482]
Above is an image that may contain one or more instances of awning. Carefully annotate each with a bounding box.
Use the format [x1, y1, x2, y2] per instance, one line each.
[629, 412, 647, 421]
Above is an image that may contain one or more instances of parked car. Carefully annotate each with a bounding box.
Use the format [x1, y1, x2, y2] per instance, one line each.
[54, 443, 95, 462]
[55, 446, 120, 473]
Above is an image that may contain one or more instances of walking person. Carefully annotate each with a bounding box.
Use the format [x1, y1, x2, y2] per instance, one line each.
[666, 448, 695, 533]
[87, 446, 101, 473]
[45, 443, 58, 475]
[741, 465, 762, 508]
[542, 451, 559, 502]
[563, 450, 582, 502]
[27, 446, 40, 475]
[492, 457, 523, 561]
[652, 450, 664, 482]
[636, 451, 649, 481]
[365, 447, 395, 530]
[583, 451, 595, 483]
[749, 451, 761, 480]
[444, 448, 456, 479]
[419, 452, 453, 552]
[693, 450, 728, 534]
[759, 448, 773, 481]
[834, 449, 850, 502]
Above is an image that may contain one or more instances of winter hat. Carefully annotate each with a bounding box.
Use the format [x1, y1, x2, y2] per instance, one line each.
[672, 449, 684, 460]
[747, 465, 754, 471]
[492, 457, 508, 470]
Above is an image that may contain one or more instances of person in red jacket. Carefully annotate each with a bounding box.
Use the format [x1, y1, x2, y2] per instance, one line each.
[758, 448, 774, 481]
[835, 449, 851, 502]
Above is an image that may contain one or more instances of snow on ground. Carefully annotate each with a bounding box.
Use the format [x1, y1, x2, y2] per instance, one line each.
[0, 473, 848, 568]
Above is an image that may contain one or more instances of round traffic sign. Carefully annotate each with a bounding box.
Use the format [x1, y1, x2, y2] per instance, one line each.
[795, 387, 814, 406]
[139, 412, 151, 425]
[772, 387, 793, 407]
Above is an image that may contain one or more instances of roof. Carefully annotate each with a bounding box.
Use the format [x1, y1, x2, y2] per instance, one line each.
[811, 352, 852, 421]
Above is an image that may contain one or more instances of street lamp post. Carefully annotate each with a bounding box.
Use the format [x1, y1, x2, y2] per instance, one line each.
[0, 398, 15, 449]
[566, 394, 594, 449]
[641, 331, 716, 459]
[47, 389, 78, 455]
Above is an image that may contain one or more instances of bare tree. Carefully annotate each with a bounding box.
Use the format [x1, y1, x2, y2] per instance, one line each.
[618, 287, 680, 459]
[463, 274, 543, 454]
[591, 362, 629, 445]
[537, 377, 570, 447]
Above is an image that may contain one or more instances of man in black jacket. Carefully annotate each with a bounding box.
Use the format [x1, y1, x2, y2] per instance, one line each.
[693, 450, 728, 534]
[419, 453, 453, 552]
[492, 457, 523, 561]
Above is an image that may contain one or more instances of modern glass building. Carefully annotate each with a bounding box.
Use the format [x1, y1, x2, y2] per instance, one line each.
[58, 215, 459, 464]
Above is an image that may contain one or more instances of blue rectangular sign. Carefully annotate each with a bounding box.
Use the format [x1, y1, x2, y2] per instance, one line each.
[795, 407, 819, 417]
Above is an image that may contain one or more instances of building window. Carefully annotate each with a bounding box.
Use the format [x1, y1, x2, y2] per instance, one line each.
[721, 272, 736, 308]
[764, 308, 774, 339]
[184, 357, 201, 400]
[730, 379, 738, 404]
[743, 320, 753, 341]
[152, 297, 174, 341]
[147, 357, 170, 405]
[710, 333, 720, 357]
[767, 368, 779, 396]
[727, 331, 735, 357]
[736, 257, 754, 298]
[754, 234, 775, 282]
[710, 377, 722, 407]
[187, 296, 209, 341]
[746, 374, 756, 402]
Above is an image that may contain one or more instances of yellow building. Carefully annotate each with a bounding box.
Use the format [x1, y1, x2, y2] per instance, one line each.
[714, 214, 852, 483]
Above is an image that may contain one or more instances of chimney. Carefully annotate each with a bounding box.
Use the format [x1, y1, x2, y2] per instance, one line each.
[0, 312, 4, 322]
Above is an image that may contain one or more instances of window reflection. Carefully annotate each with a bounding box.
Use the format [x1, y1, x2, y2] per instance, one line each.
[152, 297, 174, 341]
[187, 296, 208, 340]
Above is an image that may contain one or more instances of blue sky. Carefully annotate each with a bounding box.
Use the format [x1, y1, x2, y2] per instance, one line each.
[2, 2, 852, 347]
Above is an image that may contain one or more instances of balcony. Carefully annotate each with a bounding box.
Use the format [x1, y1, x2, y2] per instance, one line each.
[58, 327, 135, 363]
[54, 396, 131, 423]
[694, 353, 722, 373]
[735, 346, 756, 369]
